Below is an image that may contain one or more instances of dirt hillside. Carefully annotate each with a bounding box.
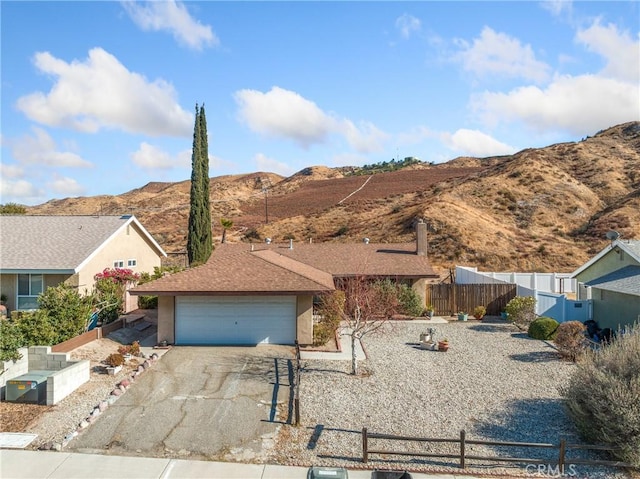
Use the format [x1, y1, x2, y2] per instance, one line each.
[27, 122, 640, 273]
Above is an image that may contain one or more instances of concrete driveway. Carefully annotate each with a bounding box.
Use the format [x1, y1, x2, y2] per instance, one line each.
[68, 345, 295, 462]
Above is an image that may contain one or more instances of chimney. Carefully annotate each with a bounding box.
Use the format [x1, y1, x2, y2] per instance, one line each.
[416, 219, 427, 256]
[289, 239, 294, 250]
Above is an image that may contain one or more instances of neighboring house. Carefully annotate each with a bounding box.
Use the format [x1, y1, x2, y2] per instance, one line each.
[132, 221, 438, 346]
[0, 215, 167, 313]
[572, 239, 640, 330]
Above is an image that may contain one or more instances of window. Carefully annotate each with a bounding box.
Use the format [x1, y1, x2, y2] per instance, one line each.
[17, 273, 43, 310]
[113, 260, 124, 268]
[127, 259, 137, 267]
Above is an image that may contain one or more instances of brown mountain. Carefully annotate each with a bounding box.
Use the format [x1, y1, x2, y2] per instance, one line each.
[28, 122, 640, 274]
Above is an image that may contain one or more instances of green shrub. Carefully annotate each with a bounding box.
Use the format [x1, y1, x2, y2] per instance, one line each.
[505, 296, 537, 329]
[396, 284, 424, 317]
[37, 284, 92, 343]
[555, 321, 588, 361]
[373, 279, 424, 317]
[0, 320, 24, 362]
[313, 292, 343, 346]
[138, 295, 158, 309]
[528, 316, 559, 340]
[560, 323, 640, 467]
[15, 309, 57, 346]
[473, 305, 486, 319]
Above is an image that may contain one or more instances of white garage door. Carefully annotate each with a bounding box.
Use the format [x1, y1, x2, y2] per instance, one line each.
[175, 296, 297, 345]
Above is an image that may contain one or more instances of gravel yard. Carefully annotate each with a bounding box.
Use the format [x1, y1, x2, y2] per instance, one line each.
[273, 319, 632, 478]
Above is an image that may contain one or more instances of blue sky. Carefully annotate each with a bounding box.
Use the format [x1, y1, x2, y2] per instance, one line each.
[1, 1, 638, 206]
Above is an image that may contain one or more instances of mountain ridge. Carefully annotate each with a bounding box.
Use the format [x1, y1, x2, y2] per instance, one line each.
[27, 121, 640, 274]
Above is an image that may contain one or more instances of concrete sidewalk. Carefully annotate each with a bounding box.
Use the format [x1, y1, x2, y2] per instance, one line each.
[0, 449, 485, 479]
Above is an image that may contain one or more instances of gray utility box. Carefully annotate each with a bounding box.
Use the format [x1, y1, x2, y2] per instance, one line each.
[307, 467, 348, 479]
[5, 371, 51, 404]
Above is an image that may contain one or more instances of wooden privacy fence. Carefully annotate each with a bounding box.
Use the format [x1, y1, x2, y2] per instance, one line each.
[425, 283, 516, 316]
[362, 428, 635, 472]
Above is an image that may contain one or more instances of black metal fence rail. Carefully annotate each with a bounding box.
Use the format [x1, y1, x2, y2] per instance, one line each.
[362, 428, 634, 472]
[293, 341, 301, 425]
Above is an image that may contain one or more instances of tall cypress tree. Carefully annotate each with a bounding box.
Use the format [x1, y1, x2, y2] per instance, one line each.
[187, 103, 213, 266]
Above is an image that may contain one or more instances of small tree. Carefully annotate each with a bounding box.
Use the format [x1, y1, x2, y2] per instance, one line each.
[220, 218, 233, 244]
[318, 276, 400, 375]
[555, 321, 588, 361]
[0, 203, 27, 215]
[505, 296, 537, 329]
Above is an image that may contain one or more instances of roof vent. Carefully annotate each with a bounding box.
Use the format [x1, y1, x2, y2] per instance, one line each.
[265, 238, 272, 244]
[289, 239, 294, 250]
[363, 238, 370, 244]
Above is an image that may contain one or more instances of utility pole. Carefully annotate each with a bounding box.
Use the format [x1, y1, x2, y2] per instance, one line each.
[262, 185, 269, 224]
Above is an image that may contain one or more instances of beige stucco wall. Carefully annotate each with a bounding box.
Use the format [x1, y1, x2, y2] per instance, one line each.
[296, 295, 314, 344]
[157, 296, 176, 345]
[576, 246, 640, 285]
[77, 222, 163, 294]
[411, 278, 427, 309]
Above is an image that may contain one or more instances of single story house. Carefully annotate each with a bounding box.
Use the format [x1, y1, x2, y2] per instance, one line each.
[0, 215, 166, 313]
[132, 221, 438, 346]
[572, 239, 640, 330]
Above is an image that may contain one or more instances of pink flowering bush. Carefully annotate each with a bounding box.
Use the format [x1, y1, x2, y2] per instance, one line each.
[93, 268, 140, 324]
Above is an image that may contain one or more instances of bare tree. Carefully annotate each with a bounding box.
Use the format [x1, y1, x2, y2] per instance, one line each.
[318, 276, 400, 375]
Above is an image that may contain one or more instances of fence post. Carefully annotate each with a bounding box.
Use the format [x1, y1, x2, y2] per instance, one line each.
[460, 429, 466, 469]
[294, 341, 301, 426]
[362, 427, 368, 463]
[558, 438, 566, 475]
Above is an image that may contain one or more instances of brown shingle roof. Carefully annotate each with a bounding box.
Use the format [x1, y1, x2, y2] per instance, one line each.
[132, 241, 438, 295]
[132, 246, 335, 295]
[218, 242, 438, 278]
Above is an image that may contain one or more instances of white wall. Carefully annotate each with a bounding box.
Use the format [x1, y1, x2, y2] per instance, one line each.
[456, 266, 576, 293]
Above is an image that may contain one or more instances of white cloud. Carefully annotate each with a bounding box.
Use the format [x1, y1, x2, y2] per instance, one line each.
[235, 87, 334, 148]
[576, 20, 639, 83]
[443, 129, 516, 157]
[131, 142, 191, 169]
[473, 74, 639, 135]
[122, 0, 218, 50]
[234, 86, 387, 153]
[47, 174, 86, 196]
[254, 153, 295, 177]
[11, 127, 92, 167]
[470, 19, 639, 136]
[0, 163, 25, 179]
[341, 120, 388, 153]
[540, 0, 573, 18]
[455, 27, 551, 83]
[0, 178, 42, 204]
[16, 48, 192, 137]
[395, 14, 421, 39]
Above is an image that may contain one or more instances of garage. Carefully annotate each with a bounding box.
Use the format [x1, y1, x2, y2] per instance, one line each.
[175, 295, 297, 345]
